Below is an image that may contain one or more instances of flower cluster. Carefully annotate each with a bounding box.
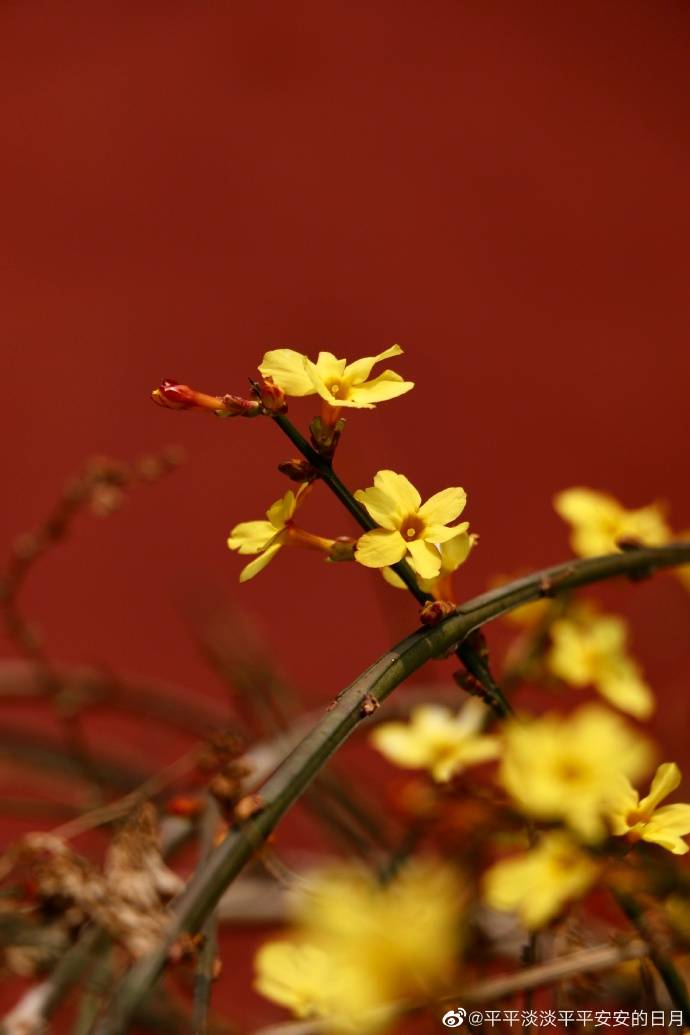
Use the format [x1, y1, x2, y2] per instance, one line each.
[214, 346, 477, 599]
[148, 349, 690, 1031]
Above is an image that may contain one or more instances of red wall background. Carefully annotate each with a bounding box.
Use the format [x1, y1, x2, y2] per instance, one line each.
[1, 1, 690, 1028]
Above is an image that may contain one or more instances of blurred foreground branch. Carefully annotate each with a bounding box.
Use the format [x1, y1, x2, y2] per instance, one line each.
[91, 539, 690, 1033]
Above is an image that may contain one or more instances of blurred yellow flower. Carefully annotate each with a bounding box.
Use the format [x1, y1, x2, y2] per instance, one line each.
[355, 471, 468, 580]
[483, 831, 599, 929]
[254, 942, 346, 1021]
[370, 700, 500, 782]
[382, 530, 478, 599]
[554, 487, 670, 557]
[547, 606, 653, 719]
[608, 762, 690, 855]
[258, 345, 414, 409]
[227, 485, 331, 581]
[255, 859, 464, 1032]
[499, 705, 652, 842]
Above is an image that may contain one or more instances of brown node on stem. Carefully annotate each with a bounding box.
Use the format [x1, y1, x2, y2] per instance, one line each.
[360, 694, 380, 717]
[233, 793, 265, 823]
[419, 600, 455, 626]
[328, 537, 357, 562]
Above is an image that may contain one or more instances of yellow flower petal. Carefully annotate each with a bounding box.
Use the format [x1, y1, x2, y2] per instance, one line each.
[380, 566, 407, 589]
[355, 529, 407, 568]
[406, 539, 441, 579]
[254, 941, 336, 1018]
[345, 371, 414, 407]
[354, 487, 401, 530]
[313, 351, 347, 379]
[370, 723, 432, 769]
[638, 762, 682, 814]
[597, 662, 654, 720]
[441, 531, 476, 572]
[643, 804, 690, 854]
[418, 487, 467, 526]
[424, 521, 470, 544]
[343, 344, 404, 384]
[267, 490, 297, 529]
[239, 541, 283, 582]
[373, 471, 421, 516]
[259, 349, 316, 396]
[227, 520, 277, 555]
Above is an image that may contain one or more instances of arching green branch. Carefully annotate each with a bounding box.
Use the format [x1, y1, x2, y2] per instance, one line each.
[92, 540, 690, 1033]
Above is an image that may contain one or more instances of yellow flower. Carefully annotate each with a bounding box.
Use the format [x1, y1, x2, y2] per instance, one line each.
[370, 701, 500, 782]
[608, 763, 690, 855]
[254, 942, 345, 1021]
[547, 606, 653, 719]
[258, 345, 414, 409]
[382, 530, 478, 598]
[554, 487, 670, 557]
[354, 471, 468, 580]
[483, 832, 599, 929]
[227, 485, 331, 581]
[255, 859, 464, 1032]
[499, 705, 652, 842]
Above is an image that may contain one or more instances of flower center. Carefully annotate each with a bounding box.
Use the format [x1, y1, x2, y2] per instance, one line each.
[556, 760, 587, 784]
[401, 514, 425, 540]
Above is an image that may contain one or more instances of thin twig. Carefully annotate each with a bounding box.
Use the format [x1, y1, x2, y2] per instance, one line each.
[0, 450, 183, 792]
[89, 540, 690, 1034]
[51, 749, 198, 841]
[192, 801, 221, 1035]
[0, 659, 231, 736]
[272, 413, 512, 715]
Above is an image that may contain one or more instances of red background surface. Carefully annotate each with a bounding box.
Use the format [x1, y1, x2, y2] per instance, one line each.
[2, 1, 690, 1029]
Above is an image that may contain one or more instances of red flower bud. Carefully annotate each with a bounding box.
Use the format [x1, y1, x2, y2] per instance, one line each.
[256, 376, 287, 415]
[151, 379, 199, 409]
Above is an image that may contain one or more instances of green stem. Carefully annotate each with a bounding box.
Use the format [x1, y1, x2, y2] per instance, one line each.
[273, 413, 512, 714]
[191, 801, 220, 1035]
[90, 540, 690, 1034]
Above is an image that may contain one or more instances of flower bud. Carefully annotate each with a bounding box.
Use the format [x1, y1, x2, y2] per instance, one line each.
[278, 458, 317, 482]
[255, 376, 287, 415]
[151, 379, 224, 412]
[152, 380, 200, 410]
